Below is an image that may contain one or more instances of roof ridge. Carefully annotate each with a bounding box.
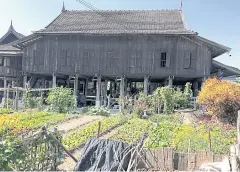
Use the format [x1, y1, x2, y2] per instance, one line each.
[67, 9, 180, 12]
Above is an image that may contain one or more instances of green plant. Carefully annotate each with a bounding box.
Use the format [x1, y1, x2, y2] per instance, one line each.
[0, 108, 13, 114]
[0, 136, 28, 171]
[62, 116, 125, 149]
[134, 92, 156, 117]
[110, 118, 151, 143]
[3, 98, 14, 109]
[46, 87, 76, 113]
[87, 106, 110, 116]
[145, 118, 181, 148]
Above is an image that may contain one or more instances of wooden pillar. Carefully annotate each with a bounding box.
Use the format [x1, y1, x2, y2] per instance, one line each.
[73, 75, 79, 96]
[41, 78, 45, 88]
[168, 76, 173, 88]
[14, 88, 19, 111]
[96, 75, 101, 107]
[193, 81, 199, 97]
[85, 78, 88, 96]
[144, 75, 149, 94]
[66, 77, 70, 88]
[3, 77, 7, 98]
[103, 79, 108, 107]
[52, 73, 57, 88]
[120, 76, 125, 112]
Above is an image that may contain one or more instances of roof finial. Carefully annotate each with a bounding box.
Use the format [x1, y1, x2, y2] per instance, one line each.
[8, 20, 13, 31]
[62, 1, 66, 12]
[180, 0, 183, 11]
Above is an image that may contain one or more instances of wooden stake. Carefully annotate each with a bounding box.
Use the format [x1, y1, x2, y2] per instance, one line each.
[230, 145, 238, 172]
[97, 121, 101, 138]
[6, 84, 10, 109]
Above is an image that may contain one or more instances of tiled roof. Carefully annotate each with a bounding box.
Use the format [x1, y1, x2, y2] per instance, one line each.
[35, 10, 196, 35]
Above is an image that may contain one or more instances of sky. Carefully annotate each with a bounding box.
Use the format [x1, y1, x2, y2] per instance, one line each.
[0, 0, 239, 69]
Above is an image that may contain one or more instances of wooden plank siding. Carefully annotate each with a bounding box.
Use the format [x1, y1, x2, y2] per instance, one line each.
[23, 35, 212, 78]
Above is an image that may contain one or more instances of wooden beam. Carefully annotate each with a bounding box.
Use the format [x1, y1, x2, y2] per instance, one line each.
[95, 75, 101, 107]
[144, 75, 149, 94]
[103, 79, 108, 107]
[119, 75, 125, 112]
[73, 75, 79, 96]
[52, 73, 56, 88]
[168, 76, 173, 88]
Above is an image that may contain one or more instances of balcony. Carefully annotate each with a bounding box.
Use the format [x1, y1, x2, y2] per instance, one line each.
[0, 66, 20, 78]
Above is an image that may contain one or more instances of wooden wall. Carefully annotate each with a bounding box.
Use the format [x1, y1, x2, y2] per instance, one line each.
[23, 35, 212, 79]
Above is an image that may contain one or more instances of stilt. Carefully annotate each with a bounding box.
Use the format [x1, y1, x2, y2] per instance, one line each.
[14, 88, 19, 111]
[103, 79, 108, 107]
[144, 75, 149, 94]
[66, 77, 70, 88]
[168, 76, 173, 88]
[193, 81, 199, 97]
[23, 74, 28, 89]
[73, 75, 79, 96]
[52, 73, 57, 88]
[41, 78, 45, 88]
[3, 77, 7, 99]
[96, 75, 101, 107]
[119, 75, 125, 112]
[85, 78, 88, 96]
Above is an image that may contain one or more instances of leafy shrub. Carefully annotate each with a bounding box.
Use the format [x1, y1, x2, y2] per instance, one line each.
[46, 87, 76, 113]
[3, 98, 14, 109]
[87, 106, 110, 116]
[153, 84, 192, 114]
[145, 117, 181, 148]
[0, 136, 27, 171]
[198, 78, 240, 123]
[134, 93, 156, 117]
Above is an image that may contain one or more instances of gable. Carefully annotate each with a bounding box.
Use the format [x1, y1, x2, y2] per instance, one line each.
[0, 33, 18, 44]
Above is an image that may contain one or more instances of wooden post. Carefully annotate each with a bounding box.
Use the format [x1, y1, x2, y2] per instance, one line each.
[14, 88, 19, 111]
[95, 75, 101, 107]
[97, 121, 101, 138]
[73, 75, 79, 96]
[120, 76, 125, 112]
[6, 84, 10, 109]
[52, 73, 56, 88]
[85, 78, 88, 96]
[23, 74, 27, 89]
[107, 94, 111, 109]
[3, 77, 7, 102]
[103, 79, 108, 107]
[193, 81, 199, 97]
[144, 75, 149, 95]
[168, 76, 173, 88]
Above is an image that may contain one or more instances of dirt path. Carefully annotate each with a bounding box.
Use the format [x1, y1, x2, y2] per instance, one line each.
[58, 149, 82, 171]
[50, 115, 103, 133]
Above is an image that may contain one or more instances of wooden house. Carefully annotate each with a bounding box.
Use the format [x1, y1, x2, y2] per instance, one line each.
[16, 8, 230, 106]
[0, 21, 24, 101]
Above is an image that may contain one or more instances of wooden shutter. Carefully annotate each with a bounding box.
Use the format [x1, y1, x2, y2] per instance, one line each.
[184, 52, 191, 69]
[166, 53, 171, 68]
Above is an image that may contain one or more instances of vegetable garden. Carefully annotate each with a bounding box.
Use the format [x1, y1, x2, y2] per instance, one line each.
[1, 80, 239, 170]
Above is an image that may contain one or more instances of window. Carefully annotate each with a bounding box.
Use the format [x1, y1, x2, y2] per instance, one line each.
[184, 52, 191, 69]
[83, 51, 90, 66]
[160, 52, 167, 67]
[61, 49, 72, 66]
[4, 57, 10, 67]
[159, 52, 170, 68]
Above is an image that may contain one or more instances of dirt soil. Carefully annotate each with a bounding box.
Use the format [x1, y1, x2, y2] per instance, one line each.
[50, 115, 103, 133]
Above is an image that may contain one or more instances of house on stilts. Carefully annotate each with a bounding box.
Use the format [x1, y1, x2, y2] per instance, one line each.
[1, 5, 232, 107]
[0, 21, 24, 102]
